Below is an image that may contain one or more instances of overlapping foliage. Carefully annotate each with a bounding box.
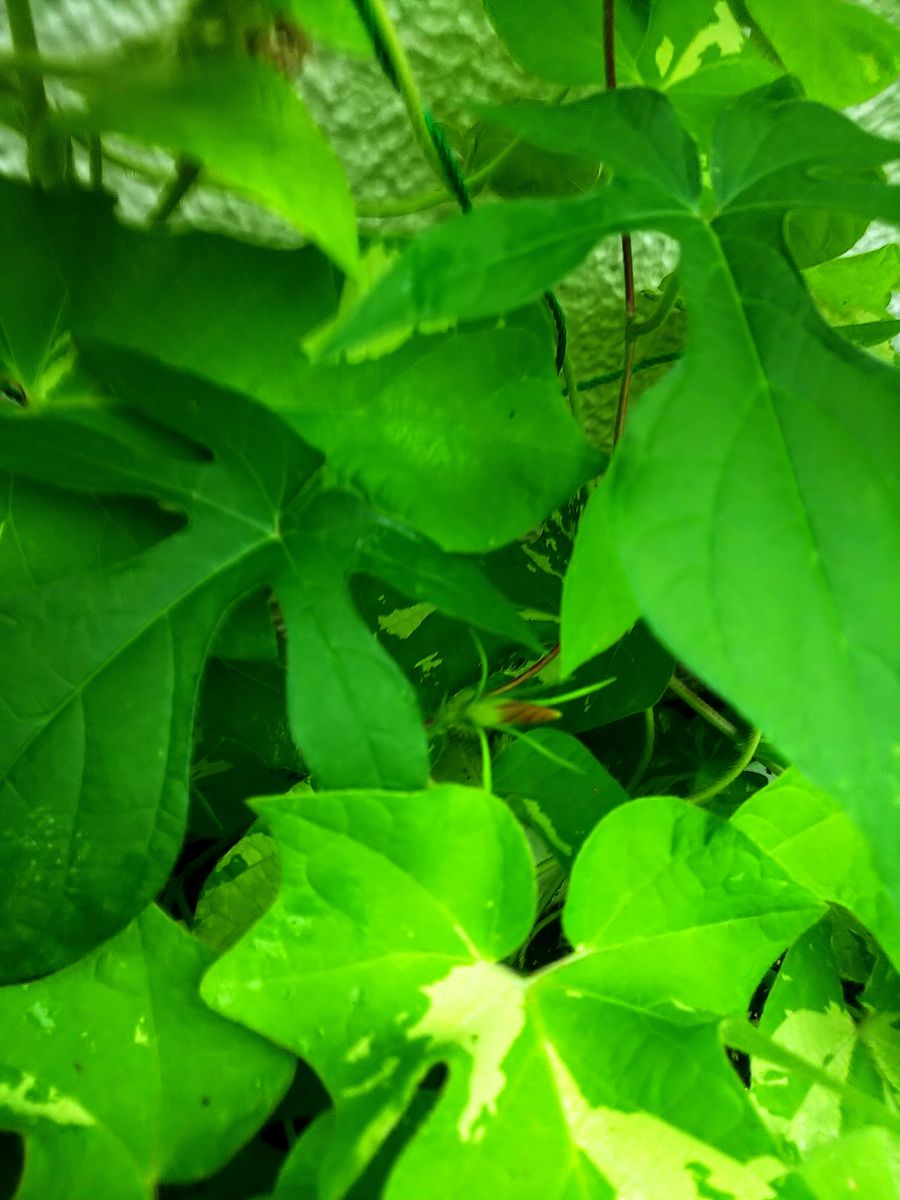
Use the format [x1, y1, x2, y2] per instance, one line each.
[0, 1, 898, 1197]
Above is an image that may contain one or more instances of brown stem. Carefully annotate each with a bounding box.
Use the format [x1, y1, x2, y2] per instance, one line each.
[604, 0, 637, 446]
[602, 0, 617, 88]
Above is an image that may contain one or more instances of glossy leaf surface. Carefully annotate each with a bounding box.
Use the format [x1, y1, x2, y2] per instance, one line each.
[0, 906, 293, 1198]
[203, 788, 821, 1198]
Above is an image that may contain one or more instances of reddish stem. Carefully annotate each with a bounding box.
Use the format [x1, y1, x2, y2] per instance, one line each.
[489, 644, 560, 695]
[604, 0, 637, 445]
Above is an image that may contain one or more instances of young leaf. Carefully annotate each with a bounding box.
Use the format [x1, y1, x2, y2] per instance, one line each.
[804, 244, 900, 359]
[560, 480, 640, 677]
[61, 59, 358, 271]
[492, 728, 629, 866]
[194, 829, 281, 954]
[751, 920, 899, 1153]
[733, 771, 900, 969]
[203, 790, 821, 1198]
[0, 906, 293, 1198]
[746, 0, 900, 109]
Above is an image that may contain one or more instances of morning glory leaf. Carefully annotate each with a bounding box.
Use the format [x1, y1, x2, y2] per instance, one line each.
[0, 347, 320, 981]
[751, 919, 900, 1155]
[492, 728, 629, 867]
[0, 905, 293, 1199]
[732, 771, 900, 969]
[193, 828, 281, 955]
[480, 0, 607, 86]
[746, 0, 900, 109]
[203, 790, 820, 1198]
[560, 479, 641, 677]
[281, 325, 602, 552]
[61, 58, 358, 272]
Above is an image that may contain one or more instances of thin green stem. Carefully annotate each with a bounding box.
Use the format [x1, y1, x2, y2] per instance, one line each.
[150, 158, 201, 225]
[351, 0, 443, 179]
[626, 271, 680, 341]
[668, 675, 739, 740]
[470, 630, 490, 697]
[477, 727, 492, 793]
[532, 676, 613, 707]
[6, 0, 64, 185]
[356, 134, 523, 218]
[688, 728, 762, 806]
[498, 726, 583, 773]
[627, 707, 655, 792]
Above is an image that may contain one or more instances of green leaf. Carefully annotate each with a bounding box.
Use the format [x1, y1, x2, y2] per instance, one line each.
[664, 47, 780, 145]
[746, 0, 900, 108]
[191, 659, 303, 837]
[277, 539, 431, 790]
[273, 0, 372, 57]
[466, 119, 599, 199]
[62, 58, 358, 271]
[546, 622, 674, 733]
[560, 480, 640, 677]
[751, 919, 899, 1153]
[483, 90, 702, 204]
[295, 90, 900, 919]
[608, 97, 900, 920]
[203, 790, 821, 1197]
[481, 0, 607, 85]
[0, 180, 340, 411]
[492, 728, 629, 866]
[711, 92, 900, 220]
[0, 905, 293, 1199]
[804, 244, 900, 356]
[323, 99, 699, 354]
[732, 771, 900, 969]
[0, 348, 321, 981]
[282, 325, 601, 552]
[194, 828, 281, 954]
[797, 1126, 900, 1200]
[43, 185, 594, 555]
[296, 490, 540, 651]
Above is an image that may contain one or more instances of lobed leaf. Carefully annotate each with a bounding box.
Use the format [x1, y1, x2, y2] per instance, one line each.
[203, 789, 821, 1198]
[0, 906, 293, 1198]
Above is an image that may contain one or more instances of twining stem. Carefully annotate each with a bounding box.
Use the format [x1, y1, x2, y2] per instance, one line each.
[352, 0, 572, 382]
[668, 675, 739, 740]
[688, 728, 762, 806]
[627, 707, 655, 792]
[350, 0, 445, 181]
[150, 158, 201, 225]
[357, 129, 522, 218]
[603, 0, 637, 446]
[6, 0, 63, 185]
